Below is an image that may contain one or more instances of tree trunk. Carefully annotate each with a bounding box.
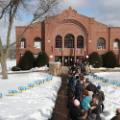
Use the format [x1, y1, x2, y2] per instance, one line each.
[1, 56, 8, 79]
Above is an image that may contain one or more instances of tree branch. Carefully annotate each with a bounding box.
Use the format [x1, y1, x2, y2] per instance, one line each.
[0, 1, 11, 19]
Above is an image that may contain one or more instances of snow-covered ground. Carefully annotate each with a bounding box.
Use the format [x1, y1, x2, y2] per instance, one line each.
[87, 72, 120, 120]
[0, 59, 62, 120]
[0, 72, 52, 95]
[95, 72, 120, 86]
[0, 61, 61, 120]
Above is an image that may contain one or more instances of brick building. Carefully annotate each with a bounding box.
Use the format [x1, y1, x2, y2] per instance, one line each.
[16, 7, 120, 65]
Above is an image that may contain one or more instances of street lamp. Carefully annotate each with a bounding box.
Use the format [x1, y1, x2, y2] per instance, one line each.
[85, 55, 91, 73]
[85, 55, 89, 66]
[50, 55, 53, 59]
[86, 55, 89, 59]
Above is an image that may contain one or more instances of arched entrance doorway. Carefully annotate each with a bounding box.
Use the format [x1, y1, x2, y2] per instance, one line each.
[64, 34, 75, 66]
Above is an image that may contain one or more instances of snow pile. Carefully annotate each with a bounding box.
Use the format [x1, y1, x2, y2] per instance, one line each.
[87, 72, 120, 120]
[0, 72, 61, 120]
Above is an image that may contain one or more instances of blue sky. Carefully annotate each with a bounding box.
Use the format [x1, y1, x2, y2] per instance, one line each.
[63, 0, 120, 26]
[76, 7, 94, 17]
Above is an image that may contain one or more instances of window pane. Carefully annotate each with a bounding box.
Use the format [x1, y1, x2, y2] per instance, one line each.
[114, 42, 118, 48]
[34, 37, 42, 49]
[77, 36, 84, 48]
[113, 39, 120, 49]
[64, 34, 74, 48]
[55, 36, 62, 48]
[34, 41, 41, 48]
[97, 38, 106, 49]
[21, 42, 24, 48]
[20, 38, 26, 48]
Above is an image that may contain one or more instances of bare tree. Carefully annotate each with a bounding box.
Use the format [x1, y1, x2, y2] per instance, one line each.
[0, 0, 61, 79]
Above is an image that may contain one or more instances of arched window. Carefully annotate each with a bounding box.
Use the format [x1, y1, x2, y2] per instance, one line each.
[55, 35, 62, 48]
[77, 35, 84, 48]
[20, 38, 26, 48]
[113, 39, 120, 49]
[97, 37, 106, 49]
[34, 37, 42, 49]
[64, 34, 74, 48]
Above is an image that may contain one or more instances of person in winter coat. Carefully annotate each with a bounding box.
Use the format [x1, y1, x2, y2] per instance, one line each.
[69, 99, 87, 120]
[68, 74, 77, 93]
[67, 88, 75, 108]
[81, 90, 92, 111]
[111, 108, 120, 120]
[88, 96, 101, 120]
[69, 63, 77, 73]
[75, 79, 84, 101]
[84, 79, 98, 93]
[93, 85, 105, 112]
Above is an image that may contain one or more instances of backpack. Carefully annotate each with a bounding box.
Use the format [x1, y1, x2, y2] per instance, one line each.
[96, 91, 105, 102]
[99, 91, 105, 101]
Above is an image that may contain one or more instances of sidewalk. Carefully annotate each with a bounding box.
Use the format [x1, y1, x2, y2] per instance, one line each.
[50, 74, 69, 120]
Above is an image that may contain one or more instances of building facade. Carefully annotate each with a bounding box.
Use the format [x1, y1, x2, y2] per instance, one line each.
[16, 7, 120, 65]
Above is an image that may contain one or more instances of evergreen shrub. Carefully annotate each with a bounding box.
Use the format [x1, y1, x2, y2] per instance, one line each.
[88, 52, 103, 68]
[102, 51, 117, 68]
[18, 50, 35, 70]
[36, 51, 49, 67]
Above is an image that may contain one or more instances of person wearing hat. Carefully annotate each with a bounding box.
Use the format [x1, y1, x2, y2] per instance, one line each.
[88, 96, 101, 120]
[94, 84, 105, 113]
[84, 78, 98, 93]
[96, 84, 101, 90]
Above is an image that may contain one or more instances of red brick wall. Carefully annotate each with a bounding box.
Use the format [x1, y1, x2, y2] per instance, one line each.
[16, 7, 120, 64]
[16, 22, 43, 63]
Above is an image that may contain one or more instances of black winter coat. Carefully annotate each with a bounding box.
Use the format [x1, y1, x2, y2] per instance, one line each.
[86, 82, 97, 93]
[75, 82, 84, 100]
[69, 103, 85, 120]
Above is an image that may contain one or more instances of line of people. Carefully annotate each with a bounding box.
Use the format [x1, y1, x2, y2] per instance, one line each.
[67, 63, 105, 120]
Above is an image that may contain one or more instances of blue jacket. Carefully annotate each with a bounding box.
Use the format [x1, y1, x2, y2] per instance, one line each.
[81, 96, 91, 111]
